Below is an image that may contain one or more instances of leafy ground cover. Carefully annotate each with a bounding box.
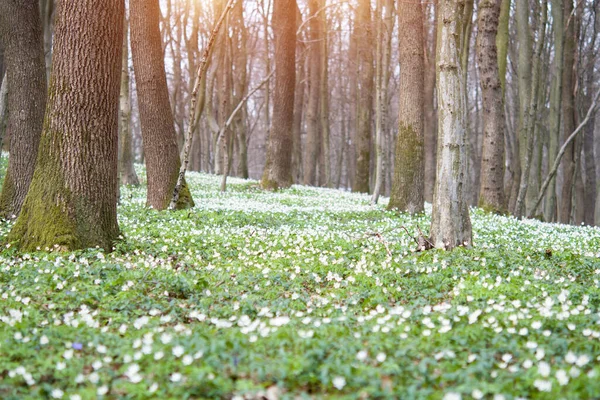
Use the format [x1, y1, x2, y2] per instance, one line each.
[1, 166, 600, 399]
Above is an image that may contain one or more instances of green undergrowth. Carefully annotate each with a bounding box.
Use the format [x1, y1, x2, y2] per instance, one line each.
[1, 160, 600, 399]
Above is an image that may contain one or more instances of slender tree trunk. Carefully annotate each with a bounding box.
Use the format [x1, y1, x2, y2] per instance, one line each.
[130, 0, 194, 210]
[0, 0, 47, 219]
[423, 3, 438, 203]
[261, 0, 297, 189]
[584, 5, 598, 225]
[430, 0, 473, 250]
[119, 15, 139, 187]
[292, 42, 305, 184]
[352, 0, 374, 193]
[0, 73, 7, 149]
[320, 10, 331, 188]
[388, 0, 424, 212]
[476, 0, 506, 213]
[303, 0, 322, 186]
[40, 0, 54, 81]
[231, 0, 248, 179]
[9, 0, 123, 251]
[559, 0, 576, 223]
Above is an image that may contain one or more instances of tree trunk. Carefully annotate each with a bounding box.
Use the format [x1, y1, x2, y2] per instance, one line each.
[130, 0, 194, 210]
[8, 0, 123, 251]
[119, 15, 139, 187]
[303, 0, 322, 186]
[292, 40, 305, 184]
[0, 73, 7, 149]
[584, 4, 598, 225]
[320, 10, 331, 188]
[388, 0, 424, 212]
[476, 0, 506, 213]
[423, 3, 438, 203]
[352, 0, 374, 193]
[559, 0, 576, 223]
[0, 0, 47, 219]
[261, 0, 297, 189]
[430, 0, 473, 250]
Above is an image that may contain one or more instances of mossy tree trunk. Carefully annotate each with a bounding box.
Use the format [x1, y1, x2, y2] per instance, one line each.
[8, 0, 123, 252]
[261, 0, 297, 190]
[119, 15, 139, 187]
[130, 0, 194, 210]
[388, 0, 424, 213]
[303, 0, 322, 187]
[430, 0, 472, 250]
[476, 0, 506, 213]
[0, 0, 47, 219]
[352, 0, 374, 194]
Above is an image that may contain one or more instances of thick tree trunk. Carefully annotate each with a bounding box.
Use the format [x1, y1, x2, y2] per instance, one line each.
[130, 0, 194, 210]
[8, 0, 123, 251]
[476, 0, 506, 213]
[119, 15, 139, 187]
[559, 0, 576, 223]
[303, 0, 322, 186]
[352, 0, 374, 193]
[261, 0, 297, 189]
[0, 0, 47, 219]
[430, 0, 472, 250]
[388, 0, 424, 212]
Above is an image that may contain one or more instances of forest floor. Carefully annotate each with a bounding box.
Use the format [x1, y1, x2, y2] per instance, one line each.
[1, 166, 600, 399]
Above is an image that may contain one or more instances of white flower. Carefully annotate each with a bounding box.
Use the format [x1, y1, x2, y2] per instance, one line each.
[63, 349, 73, 360]
[356, 350, 368, 361]
[533, 379, 552, 392]
[535, 348, 545, 360]
[51, 389, 64, 399]
[269, 316, 290, 326]
[70, 395, 82, 400]
[471, 389, 483, 399]
[170, 372, 182, 383]
[376, 352, 386, 363]
[565, 351, 577, 364]
[154, 351, 164, 360]
[149, 383, 158, 393]
[531, 321, 542, 329]
[172, 346, 184, 358]
[97, 385, 108, 395]
[523, 359, 533, 369]
[182, 355, 193, 365]
[556, 369, 569, 386]
[443, 392, 462, 400]
[538, 361, 550, 377]
[88, 372, 100, 384]
[576, 354, 590, 367]
[332, 376, 346, 390]
[40, 335, 49, 345]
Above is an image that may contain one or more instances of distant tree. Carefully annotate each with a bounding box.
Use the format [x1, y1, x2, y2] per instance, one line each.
[119, 15, 140, 187]
[130, 0, 194, 210]
[429, 0, 472, 250]
[388, 0, 425, 213]
[9, 0, 123, 251]
[0, 0, 47, 219]
[476, 0, 506, 213]
[261, 0, 297, 189]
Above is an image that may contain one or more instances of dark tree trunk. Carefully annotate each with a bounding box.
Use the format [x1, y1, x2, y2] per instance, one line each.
[352, 0, 374, 193]
[9, 0, 123, 251]
[130, 0, 194, 210]
[261, 0, 297, 189]
[476, 0, 506, 213]
[0, 0, 47, 219]
[423, 3, 438, 203]
[388, 0, 424, 212]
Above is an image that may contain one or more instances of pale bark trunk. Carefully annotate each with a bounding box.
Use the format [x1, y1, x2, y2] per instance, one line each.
[292, 40, 305, 184]
[320, 11, 331, 188]
[119, 15, 139, 187]
[9, 0, 123, 251]
[584, 5, 598, 225]
[388, 0, 424, 212]
[476, 0, 506, 213]
[430, 0, 472, 250]
[423, 3, 438, 203]
[261, 0, 297, 189]
[0, 0, 47, 219]
[130, 0, 194, 210]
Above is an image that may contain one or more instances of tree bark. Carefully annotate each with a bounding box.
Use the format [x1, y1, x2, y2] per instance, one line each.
[320, 10, 331, 188]
[303, 0, 322, 186]
[0, 0, 47, 219]
[352, 0, 374, 193]
[423, 3, 438, 203]
[430, 0, 473, 250]
[584, 4, 598, 225]
[476, 0, 506, 213]
[388, 0, 424, 212]
[8, 0, 123, 251]
[130, 0, 194, 210]
[261, 0, 297, 189]
[119, 15, 139, 187]
[559, 0, 576, 223]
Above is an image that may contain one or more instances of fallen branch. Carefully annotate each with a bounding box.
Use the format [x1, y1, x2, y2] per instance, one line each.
[528, 86, 600, 218]
[169, 0, 237, 210]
